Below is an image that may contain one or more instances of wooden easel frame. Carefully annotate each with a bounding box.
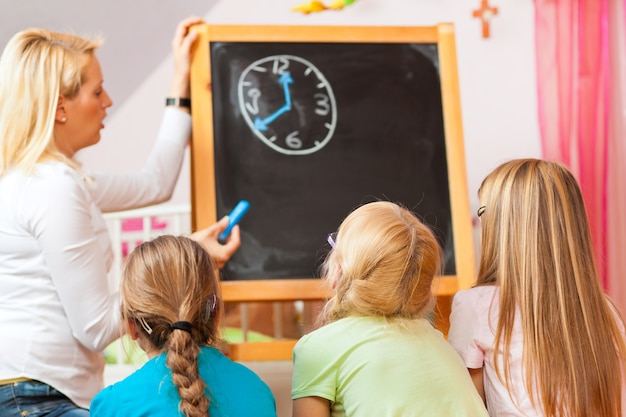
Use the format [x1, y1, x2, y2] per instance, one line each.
[189, 23, 473, 361]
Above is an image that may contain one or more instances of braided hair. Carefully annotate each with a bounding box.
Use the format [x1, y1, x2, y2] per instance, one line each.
[121, 235, 222, 417]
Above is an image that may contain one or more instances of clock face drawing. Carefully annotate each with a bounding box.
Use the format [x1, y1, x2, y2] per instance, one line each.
[237, 55, 337, 156]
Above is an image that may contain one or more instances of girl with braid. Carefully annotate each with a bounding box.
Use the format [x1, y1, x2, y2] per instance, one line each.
[90, 235, 277, 417]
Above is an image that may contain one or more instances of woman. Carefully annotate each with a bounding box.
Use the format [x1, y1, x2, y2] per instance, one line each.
[291, 201, 488, 417]
[90, 236, 276, 417]
[0, 17, 240, 416]
[448, 158, 626, 416]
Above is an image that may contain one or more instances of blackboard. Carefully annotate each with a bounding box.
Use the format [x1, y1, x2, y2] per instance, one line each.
[190, 24, 474, 295]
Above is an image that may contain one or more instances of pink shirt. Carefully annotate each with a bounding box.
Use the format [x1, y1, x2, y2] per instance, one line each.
[448, 286, 541, 416]
[448, 285, 626, 416]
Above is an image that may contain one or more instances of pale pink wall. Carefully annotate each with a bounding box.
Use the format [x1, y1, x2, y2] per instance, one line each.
[205, 0, 542, 211]
[1, 0, 541, 214]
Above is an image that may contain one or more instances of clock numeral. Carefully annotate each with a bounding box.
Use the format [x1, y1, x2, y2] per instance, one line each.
[314, 93, 331, 116]
[285, 131, 302, 149]
[245, 88, 261, 115]
[272, 57, 290, 74]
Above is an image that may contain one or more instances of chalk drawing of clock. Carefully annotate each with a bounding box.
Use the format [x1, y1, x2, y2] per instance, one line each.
[237, 55, 337, 156]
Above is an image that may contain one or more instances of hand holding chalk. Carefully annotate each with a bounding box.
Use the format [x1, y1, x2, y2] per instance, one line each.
[218, 200, 250, 244]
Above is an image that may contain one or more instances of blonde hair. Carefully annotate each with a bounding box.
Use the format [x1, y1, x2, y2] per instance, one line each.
[121, 236, 222, 417]
[0, 28, 102, 175]
[319, 201, 442, 325]
[476, 158, 626, 417]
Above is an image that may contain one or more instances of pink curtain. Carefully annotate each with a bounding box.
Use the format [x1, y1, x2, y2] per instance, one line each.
[535, 0, 626, 313]
[607, 0, 626, 314]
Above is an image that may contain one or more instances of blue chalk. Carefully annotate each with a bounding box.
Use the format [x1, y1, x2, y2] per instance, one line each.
[218, 200, 250, 244]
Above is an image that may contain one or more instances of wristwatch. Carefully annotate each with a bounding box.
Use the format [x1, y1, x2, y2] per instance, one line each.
[165, 97, 191, 109]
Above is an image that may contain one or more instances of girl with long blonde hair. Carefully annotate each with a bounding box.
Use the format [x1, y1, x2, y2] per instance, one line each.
[448, 158, 626, 416]
[292, 201, 488, 417]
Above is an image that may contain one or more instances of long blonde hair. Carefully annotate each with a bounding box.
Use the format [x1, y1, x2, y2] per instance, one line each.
[0, 28, 101, 175]
[477, 158, 626, 416]
[319, 201, 442, 325]
[121, 236, 222, 417]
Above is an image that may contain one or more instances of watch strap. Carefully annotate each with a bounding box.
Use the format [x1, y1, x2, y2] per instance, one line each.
[165, 97, 191, 109]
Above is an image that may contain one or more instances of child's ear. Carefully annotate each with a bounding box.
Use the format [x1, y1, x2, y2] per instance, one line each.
[329, 265, 342, 290]
[126, 318, 139, 340]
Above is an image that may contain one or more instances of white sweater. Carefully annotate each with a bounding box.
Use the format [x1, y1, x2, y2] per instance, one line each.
[0, 108, 191, 408]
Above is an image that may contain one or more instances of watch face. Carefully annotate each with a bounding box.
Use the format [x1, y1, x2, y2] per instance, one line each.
[237, 55, 337, 156]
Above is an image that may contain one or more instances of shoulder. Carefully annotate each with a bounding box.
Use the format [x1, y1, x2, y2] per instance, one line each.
[3, 162, 83, 193]
[25, 162, 89, 204]
[91, 384, 120, 416]
[90, 357, 174, 416]
[294, 317, 355, 351]
[293, 317, 370, 368]
[3, 163, 90, 223]
[199, 348, 277, 416]
[200, 347, 273, 391]
[452, 286, 498, 313]
[450, 286, 499, 331]
[293, 322, 340, 365]
[90, 382, 133, 417]
[454, 285, 498, 300]
[94, 359, 159, 397]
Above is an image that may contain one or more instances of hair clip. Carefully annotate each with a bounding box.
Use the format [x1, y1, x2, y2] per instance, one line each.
[204, 294, 217, 322]
[138, 317, 153, 335]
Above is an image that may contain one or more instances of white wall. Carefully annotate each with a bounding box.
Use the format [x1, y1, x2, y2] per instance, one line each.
[1, 0, 541, 212]
[202, 0, 542, 212]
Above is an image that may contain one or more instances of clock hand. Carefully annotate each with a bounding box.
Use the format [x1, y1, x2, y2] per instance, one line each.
[254, 72, 293, 131]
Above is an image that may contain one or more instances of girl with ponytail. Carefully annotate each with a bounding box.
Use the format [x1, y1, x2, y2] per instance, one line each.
[91, 236, 277, 417]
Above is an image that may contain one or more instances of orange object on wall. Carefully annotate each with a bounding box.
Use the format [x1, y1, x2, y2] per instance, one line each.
[473, 0, 499, 38]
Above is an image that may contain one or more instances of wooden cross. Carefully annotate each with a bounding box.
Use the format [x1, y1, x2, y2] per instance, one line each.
[472, 0, 499, 39]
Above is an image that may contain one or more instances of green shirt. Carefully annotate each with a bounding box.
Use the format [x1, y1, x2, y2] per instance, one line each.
[292, 316, 488, 417]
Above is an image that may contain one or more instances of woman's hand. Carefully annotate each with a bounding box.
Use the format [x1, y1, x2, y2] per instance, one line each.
[190, 216, 241, 269]
[168, 16, 203, 102]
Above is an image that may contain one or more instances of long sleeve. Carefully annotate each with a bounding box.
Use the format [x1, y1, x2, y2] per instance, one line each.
[0, 107, 192, 409]
[0, 161, 119, 407]
[25, 165, 120, 352]
[89, 107, 191, 212]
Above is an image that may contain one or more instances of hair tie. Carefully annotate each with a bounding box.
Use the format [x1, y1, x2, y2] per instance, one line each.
[170, 321, 193, 334]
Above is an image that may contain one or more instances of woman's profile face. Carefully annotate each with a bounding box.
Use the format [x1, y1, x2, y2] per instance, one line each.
[55, 56, 113, 157]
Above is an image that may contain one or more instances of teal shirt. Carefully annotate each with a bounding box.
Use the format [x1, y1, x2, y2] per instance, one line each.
[292, 316, 488, 417]
[91, 346, 277, 417]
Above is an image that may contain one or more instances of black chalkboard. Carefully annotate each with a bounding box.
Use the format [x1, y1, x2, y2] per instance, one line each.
[190, 24, 473, 290]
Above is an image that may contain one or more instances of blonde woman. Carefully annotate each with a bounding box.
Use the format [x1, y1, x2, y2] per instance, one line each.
[90, 236, 276, 417]
[448, 158, 626, 416]
[291, 201, 488, 417]
[0, 18, 240, 416]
